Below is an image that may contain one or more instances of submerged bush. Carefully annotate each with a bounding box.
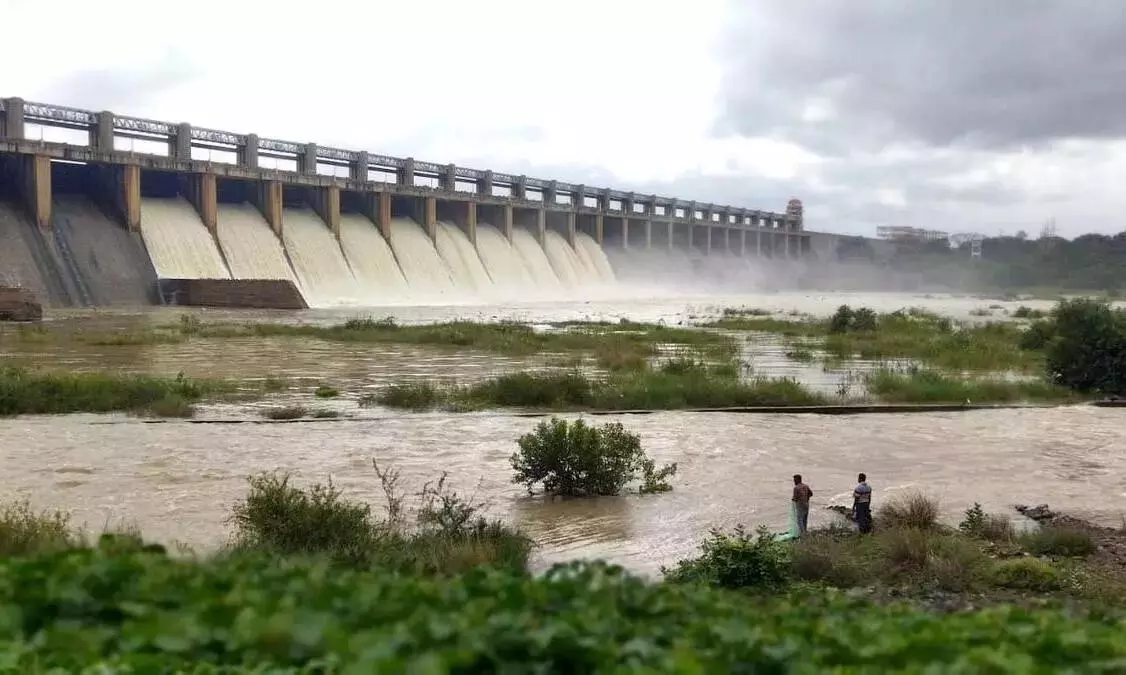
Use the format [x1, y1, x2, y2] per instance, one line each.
[828, 305, 878, 334]
[511, 417, 677, 496]
[0, 366, 225, 417]
[1043, 298, 1126, 395]
[663, 525, 792, 590]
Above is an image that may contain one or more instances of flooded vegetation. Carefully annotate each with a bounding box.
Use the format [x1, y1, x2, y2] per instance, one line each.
[1, 292, 1124, 670]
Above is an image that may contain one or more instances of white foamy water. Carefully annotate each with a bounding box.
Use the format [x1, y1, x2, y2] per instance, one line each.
[434, 221, 494, 295]
[543, 230, 585, 287]
[387, 218, 457, 298]
[338, 215, 410, 301]
[280, 209, 359, 307]
[474, 223, 537, 292]
[138, 198, 230, 279]
[574, 232, 617, 284]
[215, 204, 295, 281]
[510, 227, 564, 291]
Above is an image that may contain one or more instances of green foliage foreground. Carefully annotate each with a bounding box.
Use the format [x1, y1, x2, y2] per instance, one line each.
[2, 542, 1125, 673]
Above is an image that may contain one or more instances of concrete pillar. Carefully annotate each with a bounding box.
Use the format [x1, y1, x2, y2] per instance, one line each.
[513, 175, 527, 200]
[377, 190, 392, 240]
[784, 234, 791, 259]
[173, 123, 192, 161]
[22, 155, 51, 230]
[442, 164, 456, 192]
[93, 111, 114, 152]
[536, 208, 545, 244]
[242, 134, 259, 169]
[545, 180, 557, 207]
[502, 204, 513, 240]
[566, 211, 576, 246]
[351, 152, 369, 181]
[645, 220, 652, 249]
[399, 158, 415, 186]
[122, 165, 141, 231]
[465, 200, 477, 245]
[477, 170, 492, 197]
[1, 97, 25, 139]
[667, 221, 673, 251]
[424, 196, 436, 239]
[687, 223, 694, 249]
[705, 224, 712, 254]
[300, 143, 317, 175]
[257, 180, 283, 234]
[189, 173, 218, 233]
[756, 226, 762, 257]
[622, 218, 630, 249]
[739, 229, 746, 257]
[595, 213, 604, 244]
[314, 185, 340, 236]
[576, 185, 586, 210]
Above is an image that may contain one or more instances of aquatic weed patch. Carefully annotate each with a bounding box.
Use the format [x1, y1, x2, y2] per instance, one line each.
[3, 546, 1126, 671]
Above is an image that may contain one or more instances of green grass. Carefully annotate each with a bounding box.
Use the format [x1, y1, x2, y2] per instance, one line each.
[0, 365, 244, 417]
[7, 316, 737, 366]
[372, 360, 831, 412]
[865, 367, 1080, 404]
[705, 307, 1044, 373]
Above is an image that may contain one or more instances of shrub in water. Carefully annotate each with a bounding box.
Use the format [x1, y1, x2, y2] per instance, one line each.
[1043, 298, 1126, 395]
[511, 417, 676, 496]
[663, 525, 792, 590]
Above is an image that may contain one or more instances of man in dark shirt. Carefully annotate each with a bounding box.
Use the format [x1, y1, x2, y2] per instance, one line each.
[792, 474, 813, 536]
[853, 472, 873, 534]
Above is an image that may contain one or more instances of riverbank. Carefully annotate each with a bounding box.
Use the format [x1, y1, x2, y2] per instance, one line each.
[3, 484, 1125, 670]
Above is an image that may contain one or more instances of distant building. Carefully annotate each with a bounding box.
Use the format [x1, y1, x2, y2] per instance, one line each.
[876, 226, 949, 242]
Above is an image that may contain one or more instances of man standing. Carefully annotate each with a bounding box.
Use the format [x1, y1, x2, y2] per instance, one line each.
[792, 474, 813, 536]
[853, 472, 873, 534]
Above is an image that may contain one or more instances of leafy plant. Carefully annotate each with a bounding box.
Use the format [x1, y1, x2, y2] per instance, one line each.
[663, 525, 791, 590]
[511, 417, 676, 496]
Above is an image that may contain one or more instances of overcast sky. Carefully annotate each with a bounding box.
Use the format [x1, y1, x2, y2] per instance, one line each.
[4, 0, 1125, 237]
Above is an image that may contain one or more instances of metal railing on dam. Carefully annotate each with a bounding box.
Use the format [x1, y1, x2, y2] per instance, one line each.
[0, 97, 803, 239]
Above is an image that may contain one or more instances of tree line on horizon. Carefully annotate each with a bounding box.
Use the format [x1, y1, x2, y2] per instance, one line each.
[833, 230, 1126, 293]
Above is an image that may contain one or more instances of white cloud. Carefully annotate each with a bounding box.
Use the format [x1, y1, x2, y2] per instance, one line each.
[4, 0, 1125, 237]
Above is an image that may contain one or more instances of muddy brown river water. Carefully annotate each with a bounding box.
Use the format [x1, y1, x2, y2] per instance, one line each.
[2, 292, 1124, 576]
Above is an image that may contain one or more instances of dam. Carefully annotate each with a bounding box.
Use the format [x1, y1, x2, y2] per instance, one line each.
[0, 97, 811, 309]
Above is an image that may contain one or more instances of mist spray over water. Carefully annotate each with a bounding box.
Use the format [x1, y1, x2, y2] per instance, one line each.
[510, 227, 564, 291]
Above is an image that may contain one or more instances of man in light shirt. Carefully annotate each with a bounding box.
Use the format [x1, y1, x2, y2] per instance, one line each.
[853, 472, 873, 534]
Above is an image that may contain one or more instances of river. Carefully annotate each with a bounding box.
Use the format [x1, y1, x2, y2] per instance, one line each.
[2, 291, 1123, 576]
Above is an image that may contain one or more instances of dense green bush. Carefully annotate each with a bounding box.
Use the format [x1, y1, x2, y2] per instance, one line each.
[1020, 524, 1097, 558]
[663, 525, 792, 590]
[4, 544, 1126, 671]
[511, 417, 677, 496]
[828, 304, 878, 334]
[1043, 298, 1126, 395]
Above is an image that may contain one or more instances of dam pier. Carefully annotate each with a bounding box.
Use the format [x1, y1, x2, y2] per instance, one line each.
[0, 97, 810, 309]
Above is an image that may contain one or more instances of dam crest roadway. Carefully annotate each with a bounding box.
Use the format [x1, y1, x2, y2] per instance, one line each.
[0, 97, 814, 309]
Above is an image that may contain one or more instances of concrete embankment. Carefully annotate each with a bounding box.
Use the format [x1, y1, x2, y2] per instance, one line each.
[46, 196, 159, 306]
[0, 201, 70, 306]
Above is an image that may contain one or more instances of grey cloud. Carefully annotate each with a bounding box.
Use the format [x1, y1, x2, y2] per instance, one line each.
[718, 1, 1126, 154]
[34, 52, 200, 111]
